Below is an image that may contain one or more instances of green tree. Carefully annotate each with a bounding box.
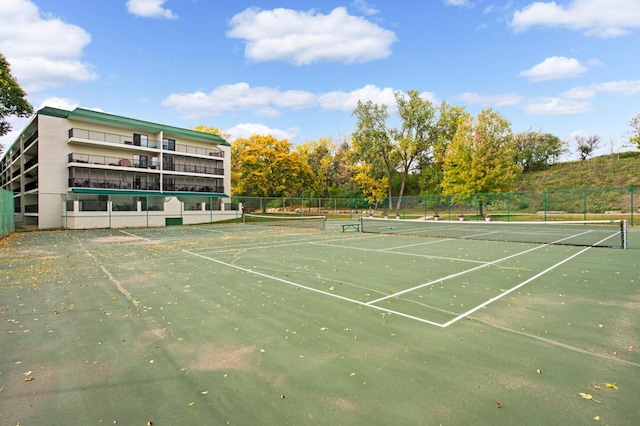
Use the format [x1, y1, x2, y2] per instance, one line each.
[0, 53, 33, 150]
[231, 135, 311, 199]
[442, 108, 521, 214]
[351, 100, 395, 210]
[575, 134, 601, 160]
[629, 114, 640, 149]
[514, 131, 566, 172]
[419, 101, 467, 194]
[391, 90, 437, 209]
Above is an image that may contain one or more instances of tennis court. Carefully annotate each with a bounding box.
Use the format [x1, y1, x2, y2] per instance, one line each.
[1, 218, 639, 425]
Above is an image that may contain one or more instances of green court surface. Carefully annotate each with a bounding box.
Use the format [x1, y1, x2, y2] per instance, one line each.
[1, 221, 638, 425]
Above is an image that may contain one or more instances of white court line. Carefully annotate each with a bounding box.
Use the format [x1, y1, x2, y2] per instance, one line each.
[118, 229, 153, 241]
[181, 249, 446, 328]
[311, 242, 488, 264]
[366, 228, 597, 307]
[179, 226, 600, 328]
[442, 233, 614, 327]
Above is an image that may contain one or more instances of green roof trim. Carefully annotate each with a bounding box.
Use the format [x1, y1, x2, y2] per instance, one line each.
[38, 106, 72, 119]
[38, 107, 230, 146]
[71, 188, 229, 197]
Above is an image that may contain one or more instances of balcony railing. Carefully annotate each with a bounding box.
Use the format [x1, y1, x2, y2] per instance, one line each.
[24, 131, 38, 149]
[69, 128, 225, 158]
[69, 128, 161, 149]
[164, 163, 224, 175]
[24, 157, 38, 170]
[25, 180, 38, 191]
[69, 153, 159, 170]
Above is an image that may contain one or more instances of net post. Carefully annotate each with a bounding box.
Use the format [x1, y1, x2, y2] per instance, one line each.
[359, 216, 364, 232]
[621, 220, 628, 249]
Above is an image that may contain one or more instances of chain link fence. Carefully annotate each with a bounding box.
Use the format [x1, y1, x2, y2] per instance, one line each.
[0, 189, 15, 238]
[234, 187, 638, 225]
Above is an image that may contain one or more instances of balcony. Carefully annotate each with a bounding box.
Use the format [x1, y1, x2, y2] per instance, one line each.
[69, 128, 160, 149]
[24, 131, 38, 149]
[69, 153, 159, 170]
[69, 177, 160, 191]
[24, 157, 38, 170]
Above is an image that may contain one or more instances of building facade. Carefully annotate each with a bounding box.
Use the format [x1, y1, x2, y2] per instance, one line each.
[0, 107, 237, 229]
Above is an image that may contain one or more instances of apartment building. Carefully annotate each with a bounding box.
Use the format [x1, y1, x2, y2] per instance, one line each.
[0, 107, 237, 229]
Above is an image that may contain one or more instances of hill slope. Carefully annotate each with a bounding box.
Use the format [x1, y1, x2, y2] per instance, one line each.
[516, 151, 640, 191]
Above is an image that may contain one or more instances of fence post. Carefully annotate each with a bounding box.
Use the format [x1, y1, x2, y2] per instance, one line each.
[631, 187, 635, 227]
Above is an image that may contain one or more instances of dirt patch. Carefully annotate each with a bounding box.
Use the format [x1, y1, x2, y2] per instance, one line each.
[328, 397, 358, 413]
[189, 344, 255, 372]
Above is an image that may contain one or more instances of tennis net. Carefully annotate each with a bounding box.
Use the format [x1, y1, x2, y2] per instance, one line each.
[243, 213, 326, 230]
[360, 217, 627, 249]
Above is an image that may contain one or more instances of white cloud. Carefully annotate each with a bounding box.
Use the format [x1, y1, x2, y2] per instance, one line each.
[0, 0, 98, 92]
[126, 0, 177, 19]
[163, 83, 439, 120]
[226, 7, 397, 65]
[445, 0, 471, 6]
[318, 85, 399, 112]
[525, 98, 593, 116]
[560, 87, 597, 100]
[456, 92, 524, 106]
[38, 97, 79, 110]
[520, 56, 587, 82]
[161, 83, 318, 119]
[591, 80, 640, 95]
[350, 0, 379, 15]
[511, 0, 640, 38]
[226, 123, 299, 142]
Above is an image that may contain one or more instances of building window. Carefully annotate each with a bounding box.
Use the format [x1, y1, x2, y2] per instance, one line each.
[163, 138, 175, 151]
[134, 133, 148, 147]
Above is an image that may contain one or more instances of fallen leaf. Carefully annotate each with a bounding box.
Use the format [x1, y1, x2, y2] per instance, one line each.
[604, 383, 618, 390]
[188, 402, 195, 406]
[320, 327, 328, 331]
[536, 369, 541, 374]
[579, 393, 601, 402]
[24, 376, 34, 382]
[594, 415, 600, 421]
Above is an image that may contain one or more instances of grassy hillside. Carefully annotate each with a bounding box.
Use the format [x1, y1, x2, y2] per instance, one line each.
[516, 151, 640, 191]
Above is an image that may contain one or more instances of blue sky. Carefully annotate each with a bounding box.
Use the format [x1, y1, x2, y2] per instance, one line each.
[1, 0, 639, 158]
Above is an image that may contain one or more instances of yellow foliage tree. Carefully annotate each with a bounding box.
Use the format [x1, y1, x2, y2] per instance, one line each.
[442, 108, 521, 214]
[231, 135, 311, 198]
[351, 163, 388, 211]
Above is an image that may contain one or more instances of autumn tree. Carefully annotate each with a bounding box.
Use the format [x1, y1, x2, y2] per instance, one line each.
[231, 135, 311, 200]
[575, 134, 601, 160]
[514, 131, 566, 172]
[192, 124, 231, 140]
[418, 101, 467, 194]
[441, 108, 521, 215]
[332, 140, 356, 197]
[296, 137, 337, 198]
[351, 163, 388, 211]
[1, 53, 33, 151]
[629, 114, 640, 149]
